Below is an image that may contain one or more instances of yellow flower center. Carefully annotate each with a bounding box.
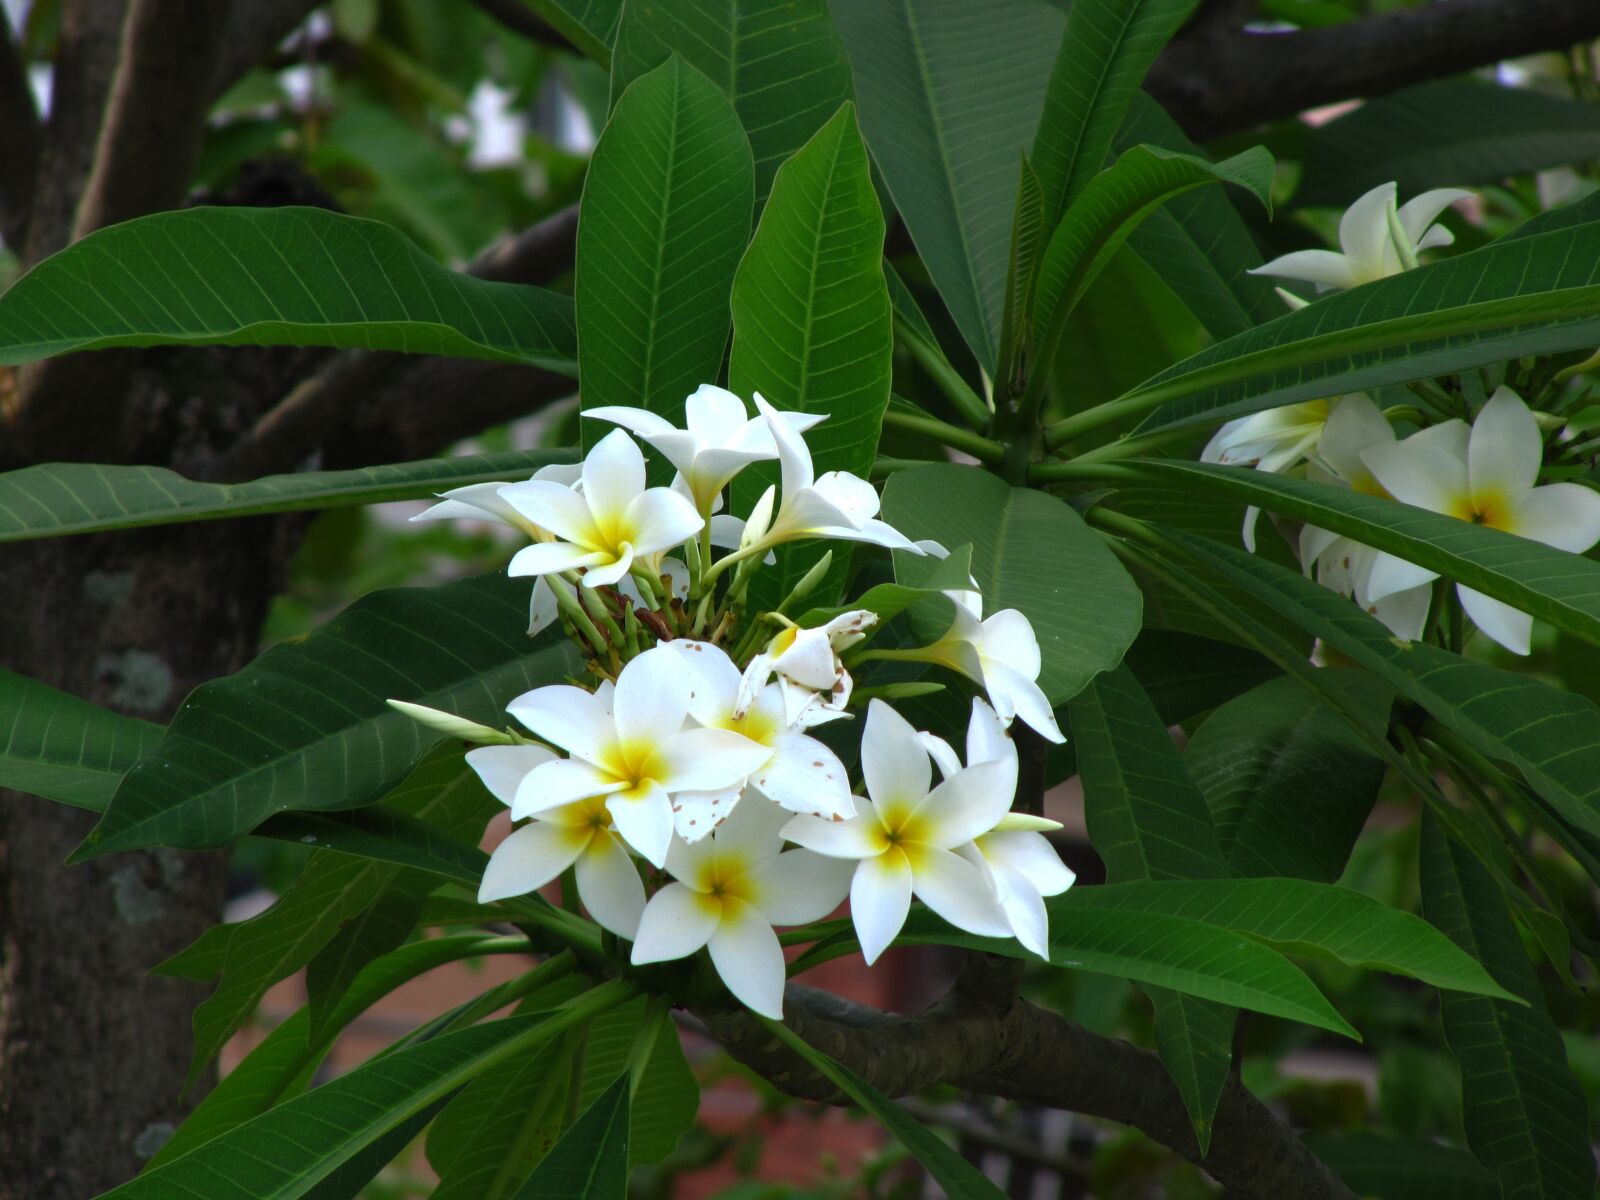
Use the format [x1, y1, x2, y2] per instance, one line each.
[600, 738, 670, 795]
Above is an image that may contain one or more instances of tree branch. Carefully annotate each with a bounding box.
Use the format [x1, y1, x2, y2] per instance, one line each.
[1151, 0, 1600, 140]
[0, 9, 41, 253]
[209, 0, 325, 102]
[702, 980, 1355, 1200]
[467, 0, 577, 51]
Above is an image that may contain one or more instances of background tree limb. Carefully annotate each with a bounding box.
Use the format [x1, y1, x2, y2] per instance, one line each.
[0, 10, 41, 253]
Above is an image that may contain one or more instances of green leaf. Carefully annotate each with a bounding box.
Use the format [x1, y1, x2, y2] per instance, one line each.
[508, 1075, 632, 1200]
[1165, 528, 1600, 842]
[729, 102, 893, 606]
[1138, 459, 1600, 648]
[1031, 144, 1274, 363]
[155, 748, 500, 1088]
[1297, 79, 1600, 208]
[571, 997, 698, 1166]
[832, 0, 1064, 373]
[0, 449, 576, 544]
[99, 1009, 615, 1200]
[610, 0, 854, 206]
[76, 574, 580, 859]
[881, 463, 1142, 704]
[799, 543, 973, 629]
[1066, 662, 1230, 1151]
[1420, 813, 1596, 1200]
[1115, 93, 1281, 339]
[575, 55, 754, 433]
[528, 0, 622, 64]
[1121, 218, 1600, 440]
[1031, 0, 1201, 222]
[146, 933, 515, 1169]
[1121, 628, 1279, 726]
[303, 889, 427, 1042]
[1185, 672, 1389, 882]
[994, 157, 1047, 397]
[758, 1018, 1008, 1200]
[0, 667, 160, 810]
[0, 207, 577, 371]
[1302, 1131, 1500, 1200]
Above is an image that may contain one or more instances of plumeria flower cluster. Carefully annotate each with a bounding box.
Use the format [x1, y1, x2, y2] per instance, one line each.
[393, 386, 1074, 1018]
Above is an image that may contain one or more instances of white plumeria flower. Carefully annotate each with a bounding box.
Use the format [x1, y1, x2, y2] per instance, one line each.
[922, 701, 1074, 959]
[584, 385, 824, 516]
[1249, 182, 1471, 296]
[499, 429, 703, 589]
[1203, 398, 1331, 551]
[782, 700, 1014, 965]
[912, 595, 1065, 743]
[630, 793, 852, 1019]
[411, 463, 584, 634]
[734, 394, 922, 557]
[468, 745, 645, 938]
[1361, 387, 1600, 654]
[502, 644, 771, 867]
[663, 640, 854, 836]
[1296, 395, 1434, 641]
[737, 610, 877, 728]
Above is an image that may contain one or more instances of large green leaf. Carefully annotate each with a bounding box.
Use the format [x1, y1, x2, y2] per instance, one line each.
[728, 103, 893, 605]
[1121, 628, 1279, 726]
[0, 207, 577, 371]
[1066, 663, 1231, 1151]
[0, 668, 160, 810]
[75, 574, 582, 859]
[1031, 145, 1274, 363]
[1111, 217, 1600, 442]
[528, 0, 622, 64]
[155, 748, 499, 1087]
[610, 0, 854, 207]
[1031, 0, 1200, 222]
[0, 449, 576, 543]
[575, 55, 753, 430]
[1185, 672, 1389, 882]
[508, 1075, 632, 1200]
[759, 1019, 1008, 1200]
[1115, 93, 1281, 340]
[98, 987, 634, 1200]
[1137, 459, 1600, 647]
[1302, 1131, 1500, 1200]
[1164, 528, 1600, 841]
[146, 933, 516, 1169]
[831, 0, 1064, 373]
[881, 462, 1141, 704]
[1297, 79, 1600, 208]
[1420, 814, 1596, 1200]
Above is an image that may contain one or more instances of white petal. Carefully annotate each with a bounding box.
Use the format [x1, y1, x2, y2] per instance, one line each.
[1299, 524, 1342, 574]
[980, 830, 1075, 895]
[671, 784, 744, 841]
[582, 405, 678, 438]
[751, 849, 854, 925]
[528, 577, 559, 636]
[1316, 394, 1391, 484]
[984, 662, 1066, 743]
[780, 812, 881, 859]
[663, 639, 743, 725]
[912, 758, 1016, 849]
[976, 609, 1042, 679]
[466, 744, 558, 807]
[507, 541, 607, 578]
[1397, 187, 1471, 247]
[861, 699, 932, 811]
[1468, 387, 1541, 503]
[660, 727, 772, 792]
[1458, 585, 1533, 656]
[910, 845, 1011, 938]
[1505, 483, 1600, 552]
[755, 392, 815, 497]
[991, 862, 1051, 959]
[751, 733, 854, 820]
[498, 480, 597, 546]
[1248, 248, 1361, 290]
[1339, 182, 1400, 275]
[709, 513, 746, 549]
[583, 428, 648, 523]
[918, 732, 962, 781]
[769, 626, 841, 691]
[707, 899, 787, 1019]
[684, 384, 749, 442]
[1369, 584, 1431, 642]
[575, 832, 646, 938]
[1408, 418, 1471, 462]
[511, 758, 625, 820]
[606, 782, 677, 868]
[851, 849, 912, 965]
[1362, 549, 1438, 604]
[613, 644, 691, 745]
[708, 788, 790, 865]
[478, 821, 587, 903]
[622, 487, 704, 556]
[1361, 442, 1469, 515]
[507, 685, 614, 763]
[412, 482, 526, 531]
[631, 881, 719, 964]
[578, 542, 634, 588]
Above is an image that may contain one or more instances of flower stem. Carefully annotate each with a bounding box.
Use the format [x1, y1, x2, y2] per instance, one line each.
[896, 315, 991, 430]
[883, 409, 1006, 463]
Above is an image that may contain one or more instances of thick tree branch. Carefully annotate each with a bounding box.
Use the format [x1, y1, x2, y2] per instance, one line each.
[0, 10, 41, 253]
[210, 0, 324, 102]
[1151, 0, 1600, 140]
[703, 979, 1355, 1200]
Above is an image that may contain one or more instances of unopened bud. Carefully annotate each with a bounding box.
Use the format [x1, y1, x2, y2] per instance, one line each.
[386, 699, 512, 744]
